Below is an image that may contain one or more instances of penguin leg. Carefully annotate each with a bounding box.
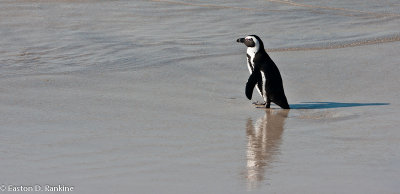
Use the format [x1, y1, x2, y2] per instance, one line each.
[265, 98, 271, 108]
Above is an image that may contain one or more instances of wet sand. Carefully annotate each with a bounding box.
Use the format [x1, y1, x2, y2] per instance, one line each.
[1, 0, 400, 193]
[1, 42, 399, 193]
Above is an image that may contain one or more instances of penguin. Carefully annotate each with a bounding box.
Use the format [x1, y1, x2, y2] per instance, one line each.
[236, 35, 290, 109]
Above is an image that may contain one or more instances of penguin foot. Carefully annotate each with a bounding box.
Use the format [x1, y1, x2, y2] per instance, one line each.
[252, 101, 266, 106]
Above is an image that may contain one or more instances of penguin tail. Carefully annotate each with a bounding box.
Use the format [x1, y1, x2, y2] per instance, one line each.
[275, 97, 290, 109]
[281, 103, 290, 109]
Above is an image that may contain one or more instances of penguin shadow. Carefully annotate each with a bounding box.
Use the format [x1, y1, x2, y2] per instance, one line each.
[244, 109, 289, 190]
[289, 102, 390, 109]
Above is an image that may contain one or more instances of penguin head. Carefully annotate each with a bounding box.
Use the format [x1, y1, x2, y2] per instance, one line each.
[236, 35, 264, 50]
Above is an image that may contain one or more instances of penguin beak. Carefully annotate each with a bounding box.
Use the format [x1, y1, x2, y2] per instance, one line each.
[237, 38, 245, 43]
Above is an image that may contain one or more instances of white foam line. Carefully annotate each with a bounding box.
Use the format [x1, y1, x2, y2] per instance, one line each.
[266, 0, 400, 17]
[266, 35, 400, 52]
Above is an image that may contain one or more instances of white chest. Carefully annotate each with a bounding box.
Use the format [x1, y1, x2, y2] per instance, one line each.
[245, 47, 266, 100]
[246, 48, 257, 74]
[247, 47, 258, 59]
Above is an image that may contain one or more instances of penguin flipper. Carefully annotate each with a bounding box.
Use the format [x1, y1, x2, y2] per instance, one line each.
[245, 71, 261, 100]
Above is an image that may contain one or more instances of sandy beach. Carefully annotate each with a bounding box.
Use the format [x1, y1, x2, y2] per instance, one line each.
[1, 0, 400, 193]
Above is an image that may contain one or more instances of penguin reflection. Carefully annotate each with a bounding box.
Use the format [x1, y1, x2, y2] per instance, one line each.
[245, 109, 288, 189]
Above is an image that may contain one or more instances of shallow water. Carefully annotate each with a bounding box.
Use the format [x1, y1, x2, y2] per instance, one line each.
[1, 0, 399, 76]
[1, 0, 400, 193]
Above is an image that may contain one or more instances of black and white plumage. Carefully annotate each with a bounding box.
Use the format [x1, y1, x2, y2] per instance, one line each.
[237, 35, 290, 109]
